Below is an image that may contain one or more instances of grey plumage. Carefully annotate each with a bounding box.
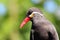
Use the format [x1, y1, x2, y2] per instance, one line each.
[27, 7, 59, 40]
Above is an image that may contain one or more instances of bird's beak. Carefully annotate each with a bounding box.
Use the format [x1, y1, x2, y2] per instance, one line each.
[20, 13, 34, 28]
[29, 13, 34, 18]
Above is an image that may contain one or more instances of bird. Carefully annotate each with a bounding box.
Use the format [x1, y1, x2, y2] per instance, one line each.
[20, 7, 59, 40]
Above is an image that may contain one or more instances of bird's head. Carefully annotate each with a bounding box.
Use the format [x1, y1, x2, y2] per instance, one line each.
[20, 7, 43, 28]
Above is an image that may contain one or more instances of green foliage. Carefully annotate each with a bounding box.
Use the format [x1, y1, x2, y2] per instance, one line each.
[0, 0, 60, 40]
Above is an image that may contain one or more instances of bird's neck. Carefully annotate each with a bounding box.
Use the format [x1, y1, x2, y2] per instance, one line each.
[31, 17, 47, 29]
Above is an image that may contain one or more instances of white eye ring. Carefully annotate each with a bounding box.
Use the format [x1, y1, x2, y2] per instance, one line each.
[32, 12, 40, 14]
[32, 12, 43, 16]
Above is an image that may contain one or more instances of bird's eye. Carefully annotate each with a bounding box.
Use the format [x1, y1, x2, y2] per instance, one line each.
[26, 10, 33, 16]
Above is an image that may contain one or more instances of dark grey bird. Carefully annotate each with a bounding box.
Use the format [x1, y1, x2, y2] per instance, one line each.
[20, 7, 59, 40]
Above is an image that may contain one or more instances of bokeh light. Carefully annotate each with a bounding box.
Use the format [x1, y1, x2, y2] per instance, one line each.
[0, 3, 7, 16]
[44, 1, 57, 13]
[31, 0, 42, 4]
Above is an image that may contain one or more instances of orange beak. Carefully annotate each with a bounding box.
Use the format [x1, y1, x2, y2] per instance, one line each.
[20, 13, 34, 28]
[20, 17, 31, 28]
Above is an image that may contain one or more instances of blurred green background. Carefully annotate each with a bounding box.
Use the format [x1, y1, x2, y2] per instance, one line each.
[0, 0, 60, 40]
